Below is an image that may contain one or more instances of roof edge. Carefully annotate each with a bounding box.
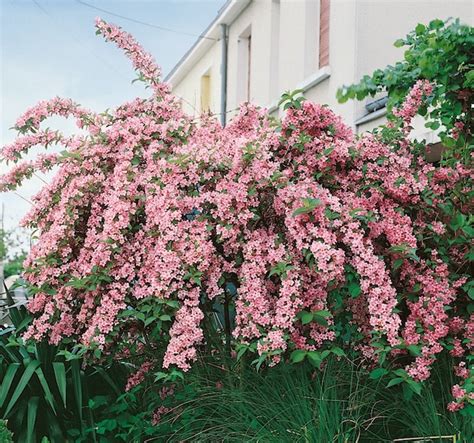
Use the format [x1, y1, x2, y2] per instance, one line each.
[165, 0, 251, 86]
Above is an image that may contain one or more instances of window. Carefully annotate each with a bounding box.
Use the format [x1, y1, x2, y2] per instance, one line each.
[319, 0, 330, 67]
[237, 25, 252, 103]
[200, 72, 211, 113]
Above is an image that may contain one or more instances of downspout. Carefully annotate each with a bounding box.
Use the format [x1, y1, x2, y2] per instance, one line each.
[220, 23, 228, 127]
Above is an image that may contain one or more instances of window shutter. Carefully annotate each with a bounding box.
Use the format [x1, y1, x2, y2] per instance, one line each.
[319, 0, 330, 67]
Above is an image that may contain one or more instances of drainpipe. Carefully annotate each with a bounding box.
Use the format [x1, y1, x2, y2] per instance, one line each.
[220, 23, 228, 127]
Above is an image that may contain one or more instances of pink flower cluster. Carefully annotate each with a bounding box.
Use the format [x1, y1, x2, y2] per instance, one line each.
[393, 79, 433, 128]
[125, 361, 154, 391]
[95, 18, 167, 95]
[2, 19, 471, 412]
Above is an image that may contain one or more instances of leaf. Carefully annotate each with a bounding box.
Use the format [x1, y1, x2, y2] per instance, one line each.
[402, 382, 414, 401]
[0, 363, 20, 408]
[370, 368, 389, 380]
[291, 350, 307, 363]
[450, 213, 466, 231]
[313, 310, 331, 327]
[292, 206, 311, 217]
[4, 360, 41, 417]
[299, 311, 313, 325]
[393, 258, 404, 270]
[348, 282, 361, 297]
[459, 404, 474, 418]
[406, 344, 422, 356]
[53, 362, 67, 408]
[393, 368, 408, 377]
[406, 379, 422, 395]
[35, 367, 57, 415]
[386, 377, 404, 388]
[292, 198, 322, 217]
[71, 359, 83, 425]
[428, 18, 444, 30]
[394, 39, 405, 48]
[324, 208, 340, 220]
[255, 354, 266, 372]
[27, 396, 40, 443]
[307, 351, 322, 368]
[154, 372, 168, 382]
[331, 347, 345, 357]
[315, 310, 331, 318]
[415, 23, 426, 35]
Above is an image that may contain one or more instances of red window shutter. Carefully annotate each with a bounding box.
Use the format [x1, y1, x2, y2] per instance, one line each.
[319, 0, 330, 67]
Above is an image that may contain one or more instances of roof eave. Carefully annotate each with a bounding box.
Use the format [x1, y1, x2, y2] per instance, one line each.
[165, 0, 251, 86]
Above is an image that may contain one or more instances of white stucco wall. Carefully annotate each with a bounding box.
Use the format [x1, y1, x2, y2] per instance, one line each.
[171, 41, 221, 117]
[169, 0, 473, 129]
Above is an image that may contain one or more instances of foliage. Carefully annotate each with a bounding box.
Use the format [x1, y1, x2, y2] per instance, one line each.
[78, 355, 473, 442]
[3, 252, 27, 279]
[0, 287, 124, 442]
[0, 17, 472, 421]
[386, 357, 474, 440]
[0, 420, 13, 443]
[337, 18, 473, 162]
[1, 226, 29, 278]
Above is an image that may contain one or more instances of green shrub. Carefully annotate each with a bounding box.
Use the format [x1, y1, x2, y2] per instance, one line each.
[0, 420, 13, 443]
[0, 287, 125, 442]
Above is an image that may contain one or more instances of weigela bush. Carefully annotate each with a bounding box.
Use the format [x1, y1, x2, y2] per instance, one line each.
[1, 19, 472, 413]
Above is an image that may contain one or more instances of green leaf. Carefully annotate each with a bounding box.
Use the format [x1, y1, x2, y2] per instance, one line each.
[315, 310, 331, 318]
[27, 396, 40, 443]
[71, 359, 83, 425]
[299, 311, 313, 325]
[386, 377, 404, 388]
[313, 310, 331, 327]
[459, 403, 474, 418]
[450, 213, 466, 231]
[52, 362, 67, 408]
[291, 350, 307, 363]
[406, 379, 422, 395]
[428, 19, 444, 30]
[35, 367, 57, 415]
[331, 347, 345, 357]
[407, 344, 422, 356]
[307, 351, 322, 368]
[369, 368, 389, 379]
[0, 363, 20, 408]
[4, 360, 41, 417]
[292, 198, 322, 217]
[394, 39, 405, 48]
[255, 354, 266, 372]
[154, 371, 168, 382]
[348, 282, 361, 297]
[393, 258, 404, 270]
[415, 23, 426, 35]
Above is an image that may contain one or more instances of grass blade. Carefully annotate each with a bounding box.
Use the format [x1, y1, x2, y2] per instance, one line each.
[0, 363, 20, 408]
[35, 367, 57, 415]
[52, 362, 67, 408]
[71, 359, 83, 427]
[4, 360, 40, 417]
[27, 396, 39, 443]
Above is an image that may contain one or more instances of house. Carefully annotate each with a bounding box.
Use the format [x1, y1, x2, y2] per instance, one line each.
[165, 0, 473, 136]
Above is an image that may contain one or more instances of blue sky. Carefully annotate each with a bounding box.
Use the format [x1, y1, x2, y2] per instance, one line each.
[0, 0, 225, 237]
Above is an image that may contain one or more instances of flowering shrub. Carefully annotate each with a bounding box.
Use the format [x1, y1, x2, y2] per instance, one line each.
[1, 19, 472, 414]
